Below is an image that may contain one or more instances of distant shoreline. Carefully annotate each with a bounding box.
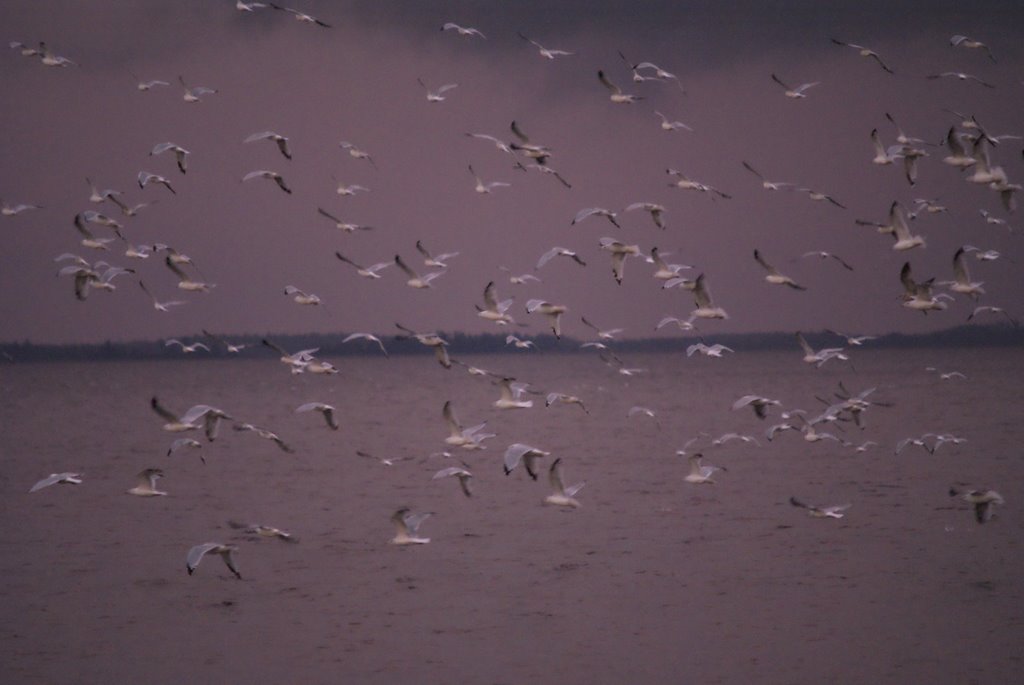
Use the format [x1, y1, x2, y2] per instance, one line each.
[2, 324, 1020, 363]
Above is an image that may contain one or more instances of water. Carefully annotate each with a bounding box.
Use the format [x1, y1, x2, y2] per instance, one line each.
[1, 348, 1021, 683]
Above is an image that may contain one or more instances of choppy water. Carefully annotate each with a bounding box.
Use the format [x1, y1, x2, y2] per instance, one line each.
[1, 348, 1022, 684]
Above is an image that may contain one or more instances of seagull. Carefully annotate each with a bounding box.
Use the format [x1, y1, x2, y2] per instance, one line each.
[522, 163, 572, 188]
[544, 458, 584, 508]
[395, 254, 445, 289]
[127, 468, 167, 496]
[244, 131, 292, 160]
[940, 246, 985, 299]
[796, 187, 845, 208]
[415, 240, 459, 269]
[228, 520, 298, 542]
[941, 127, 976, 168]
[900, 262, 951, 313]
[949, 485, 1004, 524]
[656, 314, 698, 331]
[202, 329, 247, 353]
[625, 202, 667, 230]
[442, 400, 493, 449]
[29, 472, 83, 493]
[499, 266, 542, 285]
[690, 274, 729, 320]
[925, 367, 967, 380]
[178, 75, 217, 102]
[795, 332, 847, 367]
[243, 169, 291, 194]
[978, 209, 1010, 230]
[137, 171, 176, 195]
[394, 323, 451, 368]
[741, 161, 795, 191]
[477, 281, 515, 325]
[684, 453, 726, 484]
[654, 111, 693, 132]
[417, 77, 458, 102]
[545, 392, 589, 414]
[517, 32, 573, 59]
[627, 406, 657, 420]
[711, 432, 760, 447]
[433, 464, 474, 498]
[648, 248, 691, 281]
[770, 73, 820, 98]
[800, 251, 854, 271]
[666, 169, 732, 198]
[295, 402, 339, 430]
[572, 206, 620, 229]
[342, 332, 389, 356]
[597, 70, 642, 103]
[628, 60, 684, 88]
[390, 508, 432, 545]
[468, 164, 510, 194]
[967, 305, 1017, 325]
[338, 141, 376, 168]
[335, 251, 390, 278]
[503, 443, 549, 480]
[268, 2, 331, 27]
[333, 181, 369, 196]
[509, 120, 552, 165]
[59, 265, 101, 300]
[186, 543, 241, 579]
[233, 422, 294, 453]
[732, 394, 781, 419]
[870, 128, 904, 166]
[261, 338, 320, 373]
[494, 377, 535, 410]
[167, 437, 203, 461]
[525, 299, 567, 338]
[150, 397, 231, 441]
[441, 22, 485, 38]
[894, 435, 934, 455]
[1, 201, 42, 216]
[789, 497, 850, 518]
[962, 245, 1000, 261]
[317, 208, 373, 233]
[830, 39, 894, 73]
[235, 1, 268, 11]
[506, 334, 535, 349]
[824, 330, 876, 346]
[950, 34, 996, 62]
[465, 132, 516, 157]
[581, 316, 623, 341]
[132, 75, 171, 90]
[753, 249, 806, 290]
[686, 341, 734, 358]
[927, 72, 995, 88]
[38, 42, 75, 67]
[150, 142, 190, 174]
[599, 238, 641, 285]
[284, 285, 321, 305]
[165, 339, 211, 354]
[536, 247, 586, 270]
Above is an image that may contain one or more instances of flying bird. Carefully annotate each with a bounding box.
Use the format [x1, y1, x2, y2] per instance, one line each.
[597, 70, 642, 103]
[127, 468, 167, 497]
[295, 402, 339, 430]
[390, 508, 432, 545]
[186, 543, 241, 579]
[29, 472, 83, 493]
[245, 131, 292, 160]
[243, 170, 291, 194]
[830, 39, 894, 73]
[770, 73, 820, 98]
[441, 22, 485, 38]
[753, 249, 806, 290]
[544, 458, 584, 508]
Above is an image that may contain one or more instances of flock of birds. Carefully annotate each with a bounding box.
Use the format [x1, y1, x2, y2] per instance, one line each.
[12, 4, 1021, 580]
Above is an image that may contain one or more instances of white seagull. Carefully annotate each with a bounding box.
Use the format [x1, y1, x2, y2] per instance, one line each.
[342, 332, 389, 356]
[284, 285, 321, 305]
[771, 73, 820, 98]
[243, 169, 291, 194]
[597, 70, 642, 103]
[335, 251, 391, 278]
[754, 249, 806, 290]
[545, 458, 584, 508]
[295, 402, 339, 430]
[685, 453, 726, 484]
[186, 543, 241, 579]
[245, 131, 292, 160]
[525, 299, 568, 338]
[790, 497, 851, 518]
[29, 472, 83, 493]
[395, 254, 445, 289]
[127, 468, 167, 496]
[390, 508, 432, 545]
[503, 443, 549, 480]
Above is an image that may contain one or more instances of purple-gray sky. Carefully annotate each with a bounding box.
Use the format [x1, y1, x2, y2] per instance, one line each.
[1, 1, 1022, 344]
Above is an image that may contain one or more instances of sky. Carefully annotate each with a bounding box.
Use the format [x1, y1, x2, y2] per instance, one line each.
[1, 1, 1022, 345]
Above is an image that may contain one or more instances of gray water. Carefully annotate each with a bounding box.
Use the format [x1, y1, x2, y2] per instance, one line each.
[1, 348, 1021, 683]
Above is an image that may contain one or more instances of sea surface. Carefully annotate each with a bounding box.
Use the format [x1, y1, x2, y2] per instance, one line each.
[1, 348, 1022, 684]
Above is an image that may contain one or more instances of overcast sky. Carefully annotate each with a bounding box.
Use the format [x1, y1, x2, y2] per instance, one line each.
[1, 1, 1022, 344]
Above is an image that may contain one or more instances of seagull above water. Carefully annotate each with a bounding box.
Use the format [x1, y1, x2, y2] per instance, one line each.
[178, 75, 217, 102]
[228, 521, 297, 542]
[186, 543, 241, 579]
[164, 256, 213, 292]
[203, 330, 247, 353]
[648, 248, 691, 281]
[795, 332, 847, 367]
[625, 202, 667, 230]
[536, 247, 585, 270]
[796, 187, 845, 208]
[690, 274, 729, 320]
[29, 472, 83, 493]
[127, 468, 167, 496]
[686, 341, 733, 358]
[1, 201, 42, 216]
[800, 251, 854, 271]
[666, 169, 732, 198]
[138, 171, 176, 194]
[395, 254, 445, 289]
[509, 120, 552, 165]
[581, 316, 623, 341]
[949, 485, 1004, 523]
[433, 465, 474, 498]
[949, 34, 996, 62]
[335, 251, 390, 278]
[394, 323, 451, 368]
[295, 402, 339, 430]
[150, 397, 232, 441]
[243, 169, 291, 194]
[506, 334, 535, 349]
[233, 422, 294, 453]
[500, 266, 541, 285]
[545, 392, 589, 414]
[415, 240, 459, 269]
[503, 443, 549, 480]
[245, 131, 292, 160]
[165, 339, 210, 354]
[927, 71, 995, 88]
[939, 246, 985, 299]
[754, 249, 806, 290]
[545, 458, 584, 508]
[770, 73, 820, 98]
[789, 497, 850, 518]
[442, 400, 493, 449]
[599, 237, 641, 285]
[655, 111, 693, 132]
[684, 453, 726, 484]
[268, 2, 331, 27]
[830, 38, 894, 73]
[494, 377, 535, 410]
[900, 262, 951, 313]
[261, 338, 320, 373]
[824, 330, 876, 346]
[317, 208, 373, 233]
[711, 432, 760, 447]
[441, 22, 485, 38]
[732, 394, 781, 420]
[390, 508, 432, 545]
[656, 314, 698, 332]
[477, 281, 514, 325]
[338, 141, 376, 168]
[597, 70, 642, 103]
[167, 437, 203, 460]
